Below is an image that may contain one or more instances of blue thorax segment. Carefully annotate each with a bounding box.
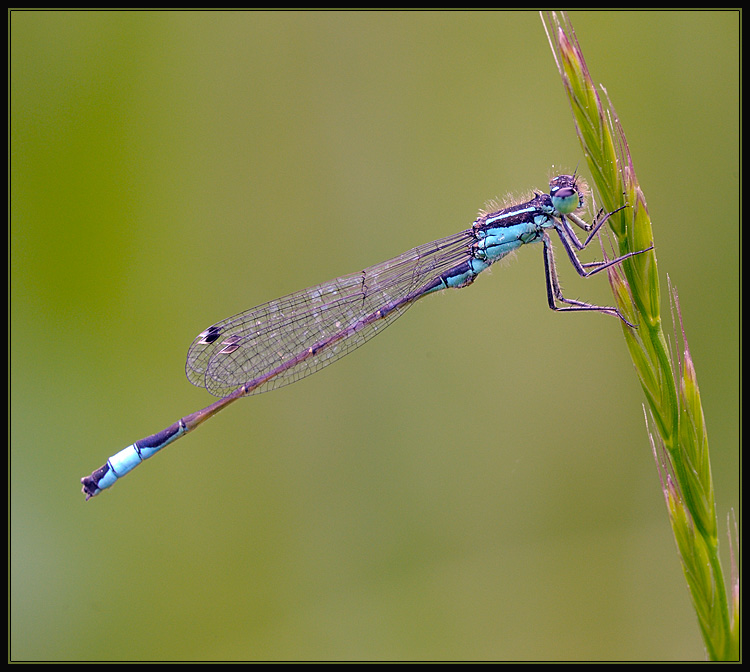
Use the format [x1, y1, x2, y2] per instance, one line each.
[473, 192, 554, 264]
[420, 192, 560, 294]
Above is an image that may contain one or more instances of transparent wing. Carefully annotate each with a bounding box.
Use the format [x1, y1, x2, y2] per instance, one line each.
[186, 230, 475, 397]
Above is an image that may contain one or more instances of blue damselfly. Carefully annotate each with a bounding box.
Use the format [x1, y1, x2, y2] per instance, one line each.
[81, 174, 651, 499]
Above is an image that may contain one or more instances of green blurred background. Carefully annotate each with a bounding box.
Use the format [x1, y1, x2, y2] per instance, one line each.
[10, 10, 738, 661]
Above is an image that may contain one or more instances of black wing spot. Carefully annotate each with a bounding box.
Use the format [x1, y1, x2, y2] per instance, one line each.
[198, 324, 222, 345]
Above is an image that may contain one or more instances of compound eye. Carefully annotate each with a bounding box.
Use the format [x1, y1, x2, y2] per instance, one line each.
[551, 186, 576, 199]
[550, 186, 580, 215]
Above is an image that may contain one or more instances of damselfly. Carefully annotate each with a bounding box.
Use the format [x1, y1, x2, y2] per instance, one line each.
[81, 174, 651, 499]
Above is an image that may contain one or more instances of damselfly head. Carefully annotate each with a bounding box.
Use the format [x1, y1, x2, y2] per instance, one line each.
[549, 174, 588, 215]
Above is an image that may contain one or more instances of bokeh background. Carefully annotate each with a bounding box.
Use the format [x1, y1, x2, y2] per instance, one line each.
[10, 10, 739, 661]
